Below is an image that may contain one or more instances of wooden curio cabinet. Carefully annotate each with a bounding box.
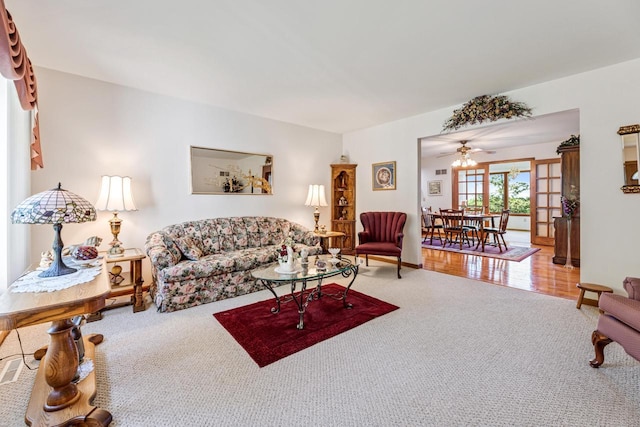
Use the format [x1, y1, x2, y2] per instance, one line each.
[553, 145, 580, 266]
[331, 164, 357, 254]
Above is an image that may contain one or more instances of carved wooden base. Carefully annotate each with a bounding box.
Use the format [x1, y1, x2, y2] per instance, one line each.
[26, 333, 111, 426]
[590, 330, 613, 368]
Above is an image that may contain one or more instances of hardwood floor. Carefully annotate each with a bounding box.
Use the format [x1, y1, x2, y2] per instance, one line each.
[421, 231, 581, 301]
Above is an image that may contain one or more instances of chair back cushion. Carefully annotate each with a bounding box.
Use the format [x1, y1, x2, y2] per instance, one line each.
[360, 212, 407, 245]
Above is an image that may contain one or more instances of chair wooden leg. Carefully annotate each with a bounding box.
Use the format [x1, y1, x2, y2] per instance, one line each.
[365, 254, 369, 266]
[590, 330, 613, 368]
[397, 257, 402, 279]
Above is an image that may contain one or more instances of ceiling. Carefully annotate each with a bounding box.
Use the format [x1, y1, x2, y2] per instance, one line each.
[7, 1, 640, 134]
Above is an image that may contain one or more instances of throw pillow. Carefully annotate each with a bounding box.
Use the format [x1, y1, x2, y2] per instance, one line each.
[175, 237, 203, 261]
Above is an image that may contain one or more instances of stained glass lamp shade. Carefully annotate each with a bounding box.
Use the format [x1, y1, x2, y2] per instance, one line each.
[11, 183, 97, 277]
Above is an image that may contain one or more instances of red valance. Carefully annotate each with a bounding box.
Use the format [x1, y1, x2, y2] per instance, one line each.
[0, 0, 43, 169]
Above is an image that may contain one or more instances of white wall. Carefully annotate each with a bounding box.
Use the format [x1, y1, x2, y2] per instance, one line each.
[26, 68, 342, 284]
[344, 58, 640, 292]
[2, 81, 31, 289]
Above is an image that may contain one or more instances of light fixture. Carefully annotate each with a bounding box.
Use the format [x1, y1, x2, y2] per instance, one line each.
[508, 166, 521, 180]
[11, 183, 97, 277]
[95, 175, 138, 257]
[451, 141, 477, 168]
[304, 184, 328, 232]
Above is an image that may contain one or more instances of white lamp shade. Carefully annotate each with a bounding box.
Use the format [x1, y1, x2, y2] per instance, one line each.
[304, 184, 328, 207]
[95, 175, 138, 212]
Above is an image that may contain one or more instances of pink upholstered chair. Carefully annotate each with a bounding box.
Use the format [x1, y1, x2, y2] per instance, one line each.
[590, 277, 640, 367]
[355, 212, 407, 278]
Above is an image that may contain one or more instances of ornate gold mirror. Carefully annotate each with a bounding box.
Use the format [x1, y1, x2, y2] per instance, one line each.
[618, 125, 640, 194]
[190, 146, 273, 194]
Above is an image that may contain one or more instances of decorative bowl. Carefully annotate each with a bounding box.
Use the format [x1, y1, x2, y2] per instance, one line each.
[328, 247, 340, 259]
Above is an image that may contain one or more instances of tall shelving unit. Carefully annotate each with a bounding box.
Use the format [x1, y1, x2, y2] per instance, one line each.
[330, 164, 357, 254]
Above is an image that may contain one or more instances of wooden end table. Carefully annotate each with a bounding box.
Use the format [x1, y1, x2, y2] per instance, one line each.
[91, 248, 147, 319]
[576, 282, 613, 310]
[313, 231, 346, 254]
[0, 264, 112, 426]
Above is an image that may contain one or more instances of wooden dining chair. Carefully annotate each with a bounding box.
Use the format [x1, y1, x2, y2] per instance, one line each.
[439, 209, 472, 249]
[463, 205, 483, 243]
[422, 207, 443, 245]
[481, 209, 510, 252]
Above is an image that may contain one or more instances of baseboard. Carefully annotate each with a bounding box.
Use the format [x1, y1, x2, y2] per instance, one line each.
[357, 255, 420, 270]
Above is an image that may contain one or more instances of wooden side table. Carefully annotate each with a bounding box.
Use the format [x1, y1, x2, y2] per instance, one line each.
[0, 264, 112, 426]
[576, 282, 613, 309]
[104, 248, 147, 313]
[313, 231, 346, 254]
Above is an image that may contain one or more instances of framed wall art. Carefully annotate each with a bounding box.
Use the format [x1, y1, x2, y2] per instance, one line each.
[428, 180, 442, 196]
[372, 161, 396, 191]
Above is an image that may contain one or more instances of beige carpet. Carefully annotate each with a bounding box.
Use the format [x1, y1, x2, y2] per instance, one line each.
[1, 261, 639, 426]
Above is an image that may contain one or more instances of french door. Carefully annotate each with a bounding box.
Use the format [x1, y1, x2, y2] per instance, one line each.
[530, 159, 561, 245]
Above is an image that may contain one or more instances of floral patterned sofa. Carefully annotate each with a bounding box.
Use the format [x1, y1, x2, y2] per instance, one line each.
[145, 216, 321, 312]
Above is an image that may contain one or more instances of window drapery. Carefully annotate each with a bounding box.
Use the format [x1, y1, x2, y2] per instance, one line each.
[0, 0, 42, 169]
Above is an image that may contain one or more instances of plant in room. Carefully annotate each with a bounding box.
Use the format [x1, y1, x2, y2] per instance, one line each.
[442, 94, 532, 132]
[556, 134, 580, 154]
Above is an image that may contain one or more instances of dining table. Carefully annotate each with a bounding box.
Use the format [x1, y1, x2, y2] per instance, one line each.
[427, 211, 500, 252]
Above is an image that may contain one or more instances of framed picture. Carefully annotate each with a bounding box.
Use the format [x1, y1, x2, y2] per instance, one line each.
[428, 180, 442, 196]
[372, 161, 396, 191]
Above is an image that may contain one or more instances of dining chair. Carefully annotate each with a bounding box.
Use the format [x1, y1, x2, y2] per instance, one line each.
[439, 209, 472, 250]
[422, 207, 443, 245]
[481, 209, 510, 252]
[463, 205, 483, 243]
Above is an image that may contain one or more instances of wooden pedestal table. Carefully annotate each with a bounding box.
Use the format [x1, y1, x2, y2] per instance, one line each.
[0, 264, 112, 426]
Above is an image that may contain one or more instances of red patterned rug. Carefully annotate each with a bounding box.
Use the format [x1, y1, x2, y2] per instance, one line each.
[213, 283, 399, 367]
[422, 240, 540, 261]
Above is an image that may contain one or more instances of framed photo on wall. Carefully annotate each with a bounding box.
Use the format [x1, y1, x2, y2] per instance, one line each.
[372, 161, 396, 191]
[428, 180, 442, 196]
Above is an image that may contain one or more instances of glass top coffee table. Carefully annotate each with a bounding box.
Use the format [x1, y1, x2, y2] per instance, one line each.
[251, 256, 359, 330]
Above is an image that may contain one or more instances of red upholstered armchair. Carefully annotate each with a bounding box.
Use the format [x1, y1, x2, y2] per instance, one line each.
[355, 212, 407, 278]
[590, 277, 640, 367]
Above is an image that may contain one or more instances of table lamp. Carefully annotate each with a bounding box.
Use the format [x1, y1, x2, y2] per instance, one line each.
[11, 183, 97, 277]
[95, 175, 138, 257]
[304, 184, 328, 232]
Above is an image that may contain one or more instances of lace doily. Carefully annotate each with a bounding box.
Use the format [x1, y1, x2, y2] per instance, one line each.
[10, 264, 102, 293]
[75, 358, 94, 383]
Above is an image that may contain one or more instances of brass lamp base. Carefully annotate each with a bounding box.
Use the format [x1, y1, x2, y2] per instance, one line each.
[107, 212, 125, 256]
[313, 207, 320, 232]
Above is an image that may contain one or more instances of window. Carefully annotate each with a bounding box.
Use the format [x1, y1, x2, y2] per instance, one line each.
[454, 167, 485, 209]
[489, 170, 531, 214]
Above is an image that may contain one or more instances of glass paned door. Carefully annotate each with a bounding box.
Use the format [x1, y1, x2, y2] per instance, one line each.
[531, 159, 561, 246]
[454, 167, 486, 210]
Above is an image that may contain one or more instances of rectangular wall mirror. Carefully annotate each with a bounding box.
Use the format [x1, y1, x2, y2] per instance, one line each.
[618, 124, 640, 194]
[190, 146, 273, 194]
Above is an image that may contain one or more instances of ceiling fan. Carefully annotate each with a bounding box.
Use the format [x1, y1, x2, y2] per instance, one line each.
[436, 140, 495, 158]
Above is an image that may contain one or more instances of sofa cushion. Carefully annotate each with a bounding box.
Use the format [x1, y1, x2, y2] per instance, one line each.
[159, 254, 237, 282]
[175, 237, 203, 261]
[599, 293, 640, 332]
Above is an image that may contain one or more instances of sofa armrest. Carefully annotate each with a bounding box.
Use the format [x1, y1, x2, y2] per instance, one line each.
[288, 222, 320, 247]
[145, 231, 181, 272]
[623, 277, 640, 301]
[396, 232, 405, 248]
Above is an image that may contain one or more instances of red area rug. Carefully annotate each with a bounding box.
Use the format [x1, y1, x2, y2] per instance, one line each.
[213, 283, 399, 367]
[422, 240, 540, 261]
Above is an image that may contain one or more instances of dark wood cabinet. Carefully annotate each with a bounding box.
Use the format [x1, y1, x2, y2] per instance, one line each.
[331, 164, 357, 254]
[553, 145, 580, 266]
[553, 217, 580, 266]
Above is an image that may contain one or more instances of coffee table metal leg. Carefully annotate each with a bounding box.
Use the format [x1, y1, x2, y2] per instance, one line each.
[259, 279, 281, 313]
